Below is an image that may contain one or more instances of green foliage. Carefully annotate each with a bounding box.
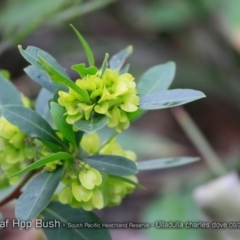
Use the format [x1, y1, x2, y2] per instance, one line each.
[16, 167, 64, 221]
[42, 202, 112, 240]
[82, 155, 138, 176]
[0, 28, 206, 240]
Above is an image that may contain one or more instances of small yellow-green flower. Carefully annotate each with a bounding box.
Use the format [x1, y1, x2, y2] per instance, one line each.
[58, 132, 137, 211]
[58, 69, 139, 133]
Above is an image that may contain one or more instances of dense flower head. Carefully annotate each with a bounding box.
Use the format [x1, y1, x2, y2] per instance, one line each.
[58, 133, 138, 211]
[58, 69, 139, 133]
[0, 117, 36, 184]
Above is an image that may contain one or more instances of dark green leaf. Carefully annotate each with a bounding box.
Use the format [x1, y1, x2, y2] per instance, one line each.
[109, 175, 145, 189]
[127, 109, 146, 122]
[137, 62, 176, 96]
[18, 45, 69, 78]
[109, 46, 133, 70]
[71, 63, 98, 78]
[9, 152, 72, 178]
[100, 53, 109, 77]
[15, 167, 64, 221]
[82, 155, 137, 176]
[137, 157, 200, 171]
[75, 130, 84, 146]
[42, 202, 112, 240]
[24, 65, 67, 93]
[1, 105, 63, 148]
[74, 115, 108, 132]
[38, 56, 90, 103]
[36, 88, 53, 122]
[139, 89, 206, 110]
[50, 102, 76, 146]
[70, 24, 95, 67]
[0, 73, 23, 107]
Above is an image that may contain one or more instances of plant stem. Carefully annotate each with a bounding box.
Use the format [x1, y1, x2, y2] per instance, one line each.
[171, 106, 227, 177]
[0, 171, 36, 208]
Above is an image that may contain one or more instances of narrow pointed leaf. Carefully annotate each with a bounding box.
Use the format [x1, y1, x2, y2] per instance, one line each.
[9, 152, 72, 178]
[50, 102, 76, 146]
[70, 24, 95, 67]
[15, 167, 64, 221]
[82, 155, 137, 176]
[74, 115, 108, 132]
[139, 89, 206, 110]
[42, 202, 112, 240]
[24, 65, 67, 93]
[0, 73, 23, 107]
[1, 105, 63, 148]
[101, 53, 109, 77]
[38, 56, 90, 103]
[18, 45, 69, 78]
[137, 157, 200, 171]
[36, 88, 53, 122]
[109, 46, 133, 70]
[137, 62, 176, 96]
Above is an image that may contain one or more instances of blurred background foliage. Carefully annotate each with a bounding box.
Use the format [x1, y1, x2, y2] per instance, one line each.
[1, 0, 240, 239]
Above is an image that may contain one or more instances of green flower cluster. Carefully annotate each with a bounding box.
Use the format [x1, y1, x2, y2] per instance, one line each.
[58, 133, 137, 211]
[0, 117, 36, 184]
[58, 69, 139, 133]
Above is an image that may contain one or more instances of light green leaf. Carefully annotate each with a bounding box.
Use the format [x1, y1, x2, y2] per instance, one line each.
[137, 157, 200, 171]
[74, 115, 108, 132]
[82, 155, 138, 176]
[109, 46, 133, 70]
[36, 88, 53, 122]
[38, 56, 90, 103]
[70, 24, 95, 67]
[137, 62, 176, 96]
[71, 63, 98, 78]
[1, 105, 63, 148]
[139, 89, 206, 110]
[50, 102, 76, 146]
[42, 202, 112, 240]
[24, 65, 67, 93]
[9, 152, 72, 178]
[101, 53, 109, 77]
[15, 167, 64, 221]
[109, 175, 145, 189]
[18, 45, 69, 78]
[0, 73, 23, 107]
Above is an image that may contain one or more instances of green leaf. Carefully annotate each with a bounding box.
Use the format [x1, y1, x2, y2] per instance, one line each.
[50, 102, 76, 146]
[71, 63, 98, 78]
[82, 155, 138, 176]
[24, 65, 67, 93]
[109, 175, 145, 189]
[70, 24, 95, 67]
[1, 105, 63, 148]
[109, 46, 133, 70]
[0, 69, 10, 79]
[15, 167, 64, 221]
[137, 157, 200, 171]
[75, 130, 84, 146]
[0, 73, 23, 107]
[74, 115, 108, 132]
[42, 202, 112, 240]
[142, 190, 204, 240]
[137, 62, 176, 96]
[38, 56, 90, 103]
[100, 53, 109, 77]
[18, 45, 69, 78]
[139, 89, 206, 110]
[119, 63, 130, 74]
[36, 88, 53, 122]
[9, 152, 72, 178]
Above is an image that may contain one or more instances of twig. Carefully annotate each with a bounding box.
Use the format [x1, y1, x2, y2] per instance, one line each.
[171, 106, 227, 177]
